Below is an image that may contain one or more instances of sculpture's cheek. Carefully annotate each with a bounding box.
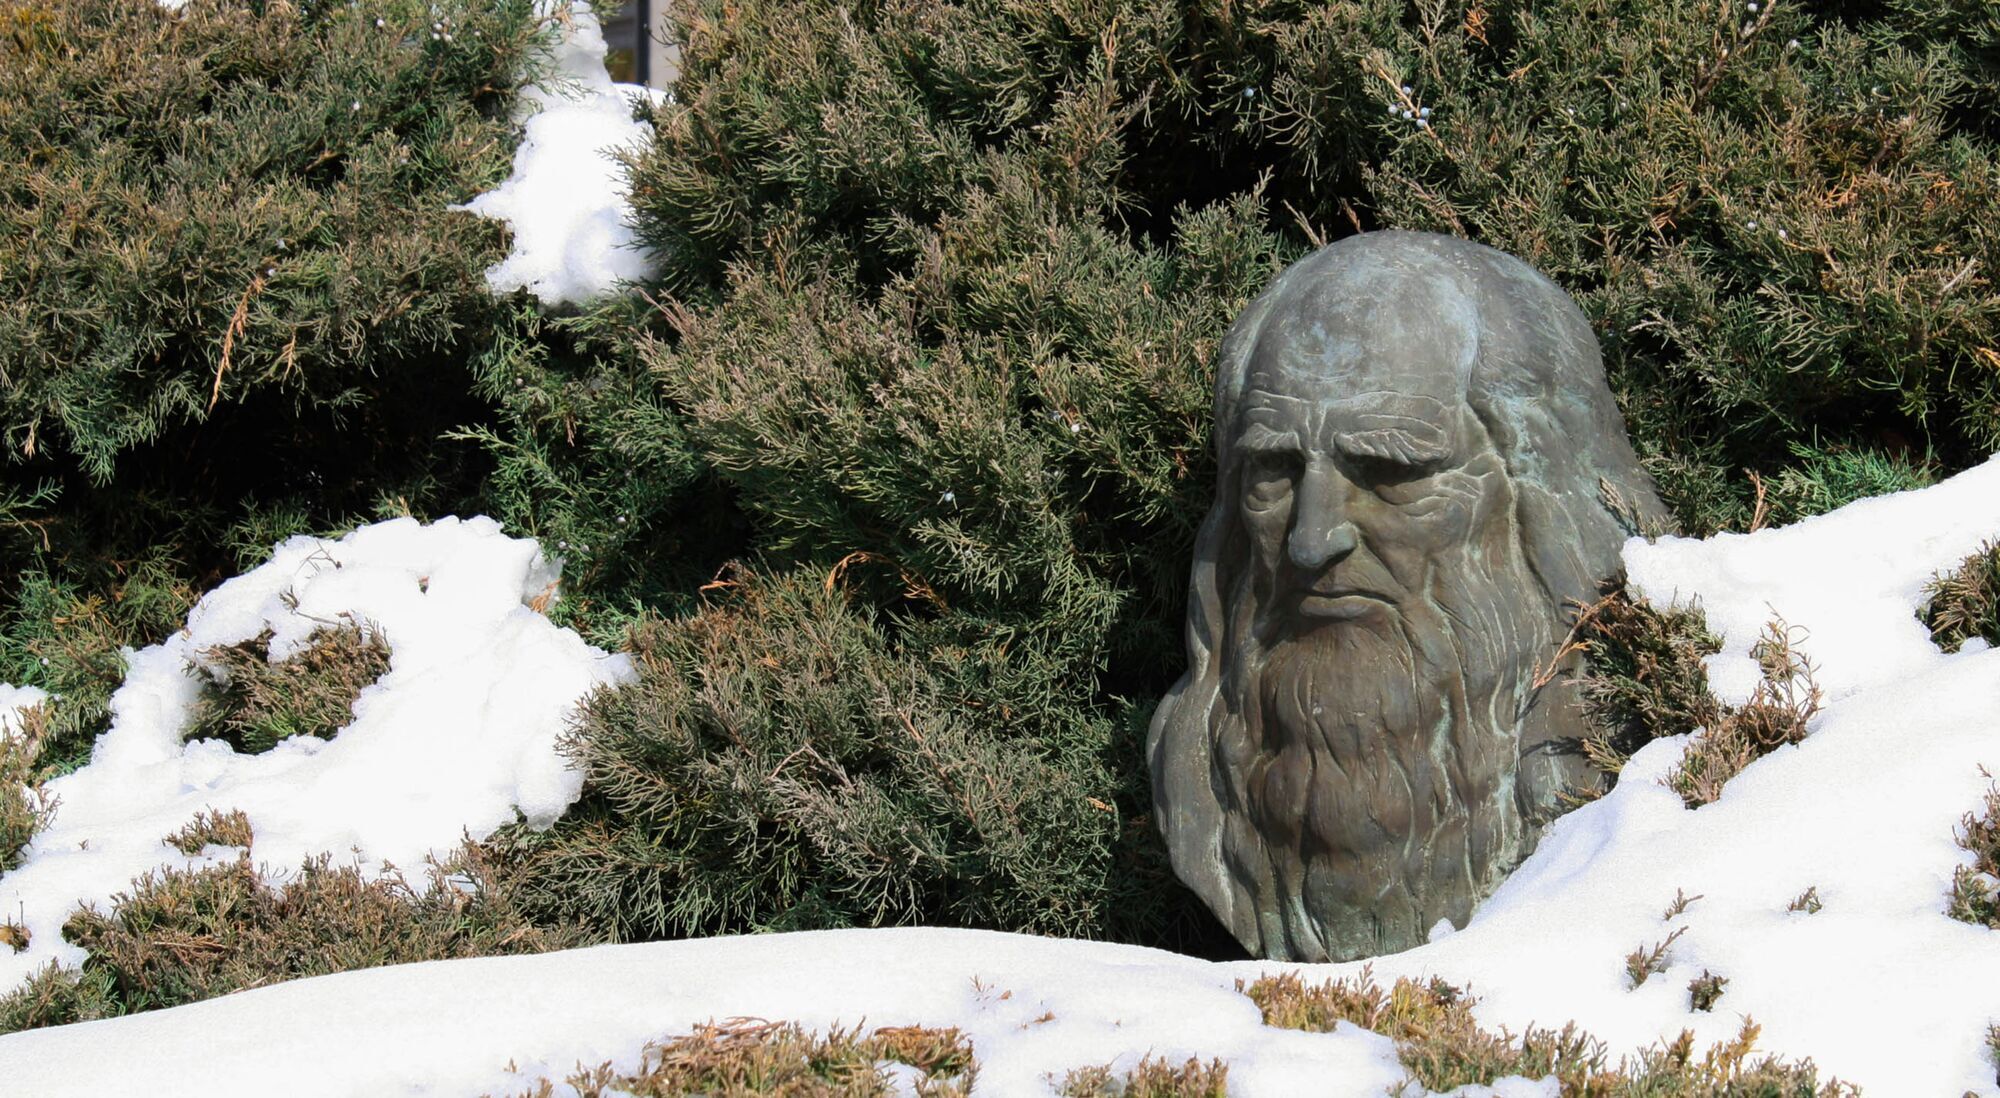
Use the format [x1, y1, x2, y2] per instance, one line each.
[1376, 483, 1470, 547]
[1241, 494, 1294, 564]
[1376, 464, 1508, 551]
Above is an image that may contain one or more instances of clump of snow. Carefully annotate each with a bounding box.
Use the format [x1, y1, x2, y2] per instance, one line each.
[1625, 454, 2000, 707]
[4, 461, 2000, 1096]
[0, 929, 1409, 1097]
[0, 517, 632, 997]
[457, 2, 661, 305]
[0, 684, 48, 736]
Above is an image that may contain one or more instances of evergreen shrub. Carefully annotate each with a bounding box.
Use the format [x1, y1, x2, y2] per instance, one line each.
[620, 0, 2000, 536]
[499, 1017, 977, 1098]
[490, 568, 1161, 942]
[1948, 777, 2000, 929]
[1921, 540, 2000, 653]
[0, 0, 570, 755]
[481, 0, 2000, 951]
[6, 0, 2000, 966]
[0, 555, 196, 776]
[1668, 619, 1824, 809]
[1571, 584, 1723, 783]
[0, 702, 53, 872]
[1058, 1057, 1229, 1098]
[162, 807, 254, 855]
[0, 840, 594, 1034]
[182, 622, 391, 754]
[1353, 0, 2000, 532]
[0, 0, 538, 480]
[1243, 969, 1850, 1093]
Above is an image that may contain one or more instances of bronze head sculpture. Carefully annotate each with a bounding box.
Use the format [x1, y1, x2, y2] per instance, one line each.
[1150, 230, 1668, 962]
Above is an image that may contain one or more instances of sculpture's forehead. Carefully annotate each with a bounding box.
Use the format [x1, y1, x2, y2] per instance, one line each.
[1237, 259, 1479, 462]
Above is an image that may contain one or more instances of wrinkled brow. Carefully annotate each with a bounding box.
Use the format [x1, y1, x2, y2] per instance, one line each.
[1237, 421, 1303, 454]
[1334, 415, 1452, 466]
[1239, 392, 1454, 466]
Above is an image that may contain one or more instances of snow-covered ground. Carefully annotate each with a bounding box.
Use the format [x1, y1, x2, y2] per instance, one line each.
[1, 458, 1997, 1095]
[0, 517, 632, 995]
[455, 2, 660, 305]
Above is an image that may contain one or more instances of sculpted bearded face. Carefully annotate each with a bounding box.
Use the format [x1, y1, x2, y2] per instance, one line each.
[1151, 231, 1667, 962]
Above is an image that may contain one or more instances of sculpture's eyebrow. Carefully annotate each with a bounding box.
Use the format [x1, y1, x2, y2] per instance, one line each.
[1237, 421, 1304, 455]
[1332, 420, 1452, 467]
[1327, 397, 1454, 467]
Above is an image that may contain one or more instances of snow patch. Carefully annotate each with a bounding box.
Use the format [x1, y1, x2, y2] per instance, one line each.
[0, 517, 632, 996]
[1624, 452, 2000, 706]
[457, 2, 661, 305]
[0, 685, 48, 736]
[0, 930, 1411, 1097]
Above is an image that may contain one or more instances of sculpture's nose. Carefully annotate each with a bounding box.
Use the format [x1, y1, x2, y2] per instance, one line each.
[1288, 459, 1359, 572]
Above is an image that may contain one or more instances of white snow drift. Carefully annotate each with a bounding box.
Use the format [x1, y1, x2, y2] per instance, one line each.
[457, 2, 661, 305]
[0, 684, 48, 737]
[0, 516, 632, 998]
[1, 458, 1998, 1096]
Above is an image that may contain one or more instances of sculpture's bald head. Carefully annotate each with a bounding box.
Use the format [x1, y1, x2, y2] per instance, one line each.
[1247, 241, 1481, 405]
[1150, 231, 1668, 962]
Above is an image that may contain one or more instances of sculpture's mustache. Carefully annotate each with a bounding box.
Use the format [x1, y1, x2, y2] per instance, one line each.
[1281, 552, 1404, 623]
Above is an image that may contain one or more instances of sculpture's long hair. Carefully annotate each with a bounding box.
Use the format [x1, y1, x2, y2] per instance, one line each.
[1148, 231, 1668, 959]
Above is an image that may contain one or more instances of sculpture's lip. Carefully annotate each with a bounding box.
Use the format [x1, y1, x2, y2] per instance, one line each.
[1297, 588, 1392, 618]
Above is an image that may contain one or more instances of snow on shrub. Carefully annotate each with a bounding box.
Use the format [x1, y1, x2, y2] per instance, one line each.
[0, 686, 52, 872]
[456, 2, 660, 305]
[0, 517, 631, 997]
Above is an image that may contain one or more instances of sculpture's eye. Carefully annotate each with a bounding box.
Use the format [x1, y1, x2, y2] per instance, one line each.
[1349, 453, 1438, 488]
[1244, 452, 1300, 508]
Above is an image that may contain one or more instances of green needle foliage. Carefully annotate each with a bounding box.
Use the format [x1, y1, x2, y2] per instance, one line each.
[468, 0, 2000, 953]
[1244, 969, 1851, 1094]
[1921, 540, 2000, 653]
[0, 0, 538, 480]
[0, 702, 54, 872]
[0, 0, 558, 770]
[489, 568, 1171, 944]
[0, 554, 198, 776]
[6, 0, 2000, 972]
[1571, 584, 1724, 783]
[0, 842, 594, 1034]
[1058, 1057, 1230, 1098]
[621, 0, 2000, 536]
[1948, 777, 2000, 930]
[1357, 0, 2000, 532]
[501, 1019, 978, 1098]
[182, 623, 392, 754]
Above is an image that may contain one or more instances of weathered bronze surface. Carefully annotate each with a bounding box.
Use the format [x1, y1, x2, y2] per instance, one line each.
[1150, 230, 1667, 962]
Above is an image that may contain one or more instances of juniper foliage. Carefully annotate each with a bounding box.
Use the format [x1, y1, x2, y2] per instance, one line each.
[1353, 0, 2000, 531]
[1948, 777, 2000, 930]
[0, 555, 198, 776]
[1571, 584, 1724, 782]
[5, 0, 2000, 963]
[0, 0, 566, 755]
[490, 569, 1169, 943]
[182, 623, 391, 754]
[1244, 969, 1851, 1094]
[626, 0, 2000, 535]
[0, 0, 538, 480]
[499, 1018, 977, 1098]
[0, 842, 594, 1034]
[480, 0, 2000, 950]
[1921, 540, 2000, 653]
[0, 702, 53, 872]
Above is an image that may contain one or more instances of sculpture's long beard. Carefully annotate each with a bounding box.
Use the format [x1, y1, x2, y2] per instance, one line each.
[1214, 558, 1541, 961]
